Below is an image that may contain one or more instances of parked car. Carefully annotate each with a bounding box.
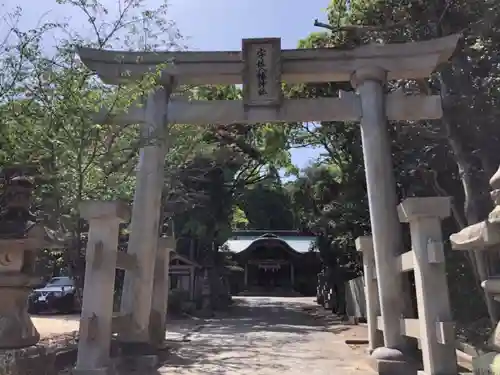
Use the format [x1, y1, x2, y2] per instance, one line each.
[28, 276, 81, 314]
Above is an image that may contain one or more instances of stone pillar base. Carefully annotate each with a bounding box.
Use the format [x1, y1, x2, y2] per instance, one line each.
[367, 347, 418, 375]
[148, 309, 166, 348]
[72, 367, 114, 375]
[472, 352, 500, 375]
[116, 354, 158, 371]
[118, 341, 156, 356]
[116, 341, 158, 371]
[0, 287, 39, 349]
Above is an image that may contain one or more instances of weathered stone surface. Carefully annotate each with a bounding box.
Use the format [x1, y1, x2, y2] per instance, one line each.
[119, 88, 169, 346]
[78, 34, 460, 86]
[482, 279, 500, 294]
[473, 352, 500, 375]
[0, 331, 78, 375]
[490, 165, 500, 190]
[489, 206, 500, 224]
[450, 221, 500, 250]
[148, 309, 164, 346]
[345, 276, 366, 319]
[0, 288, 39, 349]
[149, 243, 172, 348]
[488, 322, 500, 352]
[75, 205, 122, 373]
[371, 346, 405, 361]
[491, 190, 500, 206]
[71, 368, 111, 375]
[397, 196, 451, 222]
[366, 347, 419, 375]
[0, 168, 67, 351]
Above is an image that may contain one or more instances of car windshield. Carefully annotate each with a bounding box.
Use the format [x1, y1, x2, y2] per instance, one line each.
[46, 277, 73, 287]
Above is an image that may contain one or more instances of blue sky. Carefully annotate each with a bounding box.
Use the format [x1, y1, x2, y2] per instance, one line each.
[9, 0, 328, 169]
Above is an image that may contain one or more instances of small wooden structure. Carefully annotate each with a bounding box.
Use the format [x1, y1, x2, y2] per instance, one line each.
[169, 253, 200, 300]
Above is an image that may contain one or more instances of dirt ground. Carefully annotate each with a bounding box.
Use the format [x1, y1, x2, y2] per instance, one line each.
[32, 297, 374, 374]
[32, 314, 80, 337]
[160, 296, 374, 375]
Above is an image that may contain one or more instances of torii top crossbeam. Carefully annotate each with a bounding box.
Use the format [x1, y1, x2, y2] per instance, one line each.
[78, 35, 460, 126]
[79, 34, 460, 86]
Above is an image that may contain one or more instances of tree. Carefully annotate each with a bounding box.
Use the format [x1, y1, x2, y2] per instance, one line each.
[290, 0, 500, 337]
[0, 0, 184, 286]
[165, 84, 295, 251]
[238, 179, 295, 230]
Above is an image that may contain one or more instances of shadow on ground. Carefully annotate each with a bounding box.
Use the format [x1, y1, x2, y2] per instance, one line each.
[156, 297, 355, 374]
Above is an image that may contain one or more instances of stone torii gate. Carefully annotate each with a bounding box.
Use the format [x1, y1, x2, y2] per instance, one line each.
[77, 34, 459, 373]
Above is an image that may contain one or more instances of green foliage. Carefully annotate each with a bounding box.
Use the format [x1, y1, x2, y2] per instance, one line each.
[6, 0, 499, 336]
[238, 182, 295, 230]
[166, 83, 297, 262]
[288, 0, 500, 335]
[231, 206, 249, 230]
[0, 0, 183, 280]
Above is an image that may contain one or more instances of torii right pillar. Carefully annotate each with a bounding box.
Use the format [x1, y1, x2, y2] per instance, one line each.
[352, 67, 409, 373]
[352, 66, 416, 374]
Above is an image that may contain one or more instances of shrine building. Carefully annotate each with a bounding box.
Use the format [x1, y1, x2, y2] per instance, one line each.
[223, 230, 319, 295]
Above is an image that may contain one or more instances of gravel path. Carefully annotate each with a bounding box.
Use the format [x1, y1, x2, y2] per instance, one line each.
[159, 296, 374, 375]
[32, 314, 80, 337]
[30, 297, 374, 374]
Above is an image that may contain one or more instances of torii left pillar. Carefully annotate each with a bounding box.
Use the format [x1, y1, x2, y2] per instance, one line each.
[118, 84, 173, 355]
[149, 236, 175, 347]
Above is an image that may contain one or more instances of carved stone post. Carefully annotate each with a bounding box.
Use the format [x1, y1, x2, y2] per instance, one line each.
[398, 197, 457, 375]
[355, 236, 383, 353]
[74, 201, 130, 375]
[120, 85, 172, 346]
[351, 67, 409, 371]
[148, 236, 174, 348]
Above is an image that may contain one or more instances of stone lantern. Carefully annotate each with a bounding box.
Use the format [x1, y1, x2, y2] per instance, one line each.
[0, 168, 66, 349]
[450, 164, 500, 374]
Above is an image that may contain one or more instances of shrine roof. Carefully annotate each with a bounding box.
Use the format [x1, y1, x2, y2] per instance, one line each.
[223, 231, 317, 254]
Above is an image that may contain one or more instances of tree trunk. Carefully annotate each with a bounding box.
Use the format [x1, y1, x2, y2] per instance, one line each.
[439, 70, 497, 326]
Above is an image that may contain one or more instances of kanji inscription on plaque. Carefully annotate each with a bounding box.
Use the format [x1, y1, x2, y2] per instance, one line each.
[242, 38, 282, 107]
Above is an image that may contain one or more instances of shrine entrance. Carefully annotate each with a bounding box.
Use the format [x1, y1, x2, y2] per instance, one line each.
[223, 231, 317, 295]
[253, 260, 290, 289]
[240, 240, 299, 292]
[72, 34, 460, 374]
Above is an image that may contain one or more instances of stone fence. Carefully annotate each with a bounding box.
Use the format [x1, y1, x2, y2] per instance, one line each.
[73, 200, 174, 375]
[357, 197, 457, 375]
[345, 276, 366, 321]
[0, 332, 78, 375]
